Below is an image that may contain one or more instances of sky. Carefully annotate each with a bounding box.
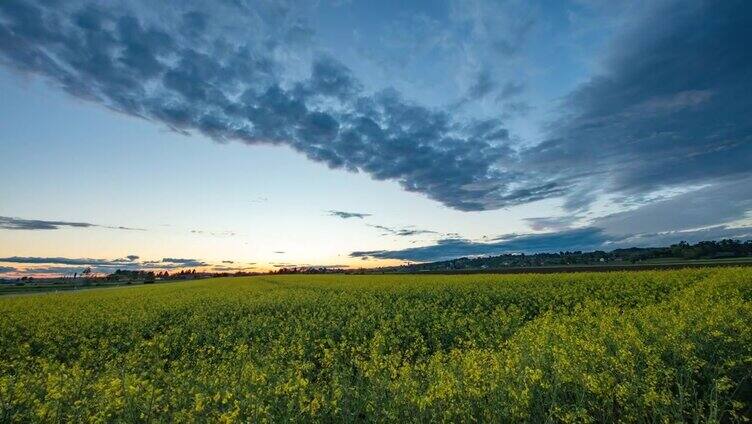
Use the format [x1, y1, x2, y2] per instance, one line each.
[1, 0, 751, 276]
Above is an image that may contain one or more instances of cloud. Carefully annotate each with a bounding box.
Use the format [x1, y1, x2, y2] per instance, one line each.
[353, 177, 752, 262]
[0, 0, 533, 212]
[466, 69, 495, 100]
[613, 225, 752, 248]
[0, 255, 218, 275]
[524, 216, 578, 232]
[594, 178, 752, 236]
[496, 81, 525, 101]
[190, 229, 236, 237]
[0, 0, 749, 216]
[0, 256, 134, 266]
[0, 217, 95, 230]
[522, 0, 752, 210]
[368, 224, 437, 237]
[160, 258, 208, 267]
[501, 101, 532, 119]
[0, 216, 144, 231]
[6, 266, 87, 275]
[351, 228, 611, 262]
[0, 266, 17, 273]
[327, 210, 372, 219]
[221, 260, 234, 264]
[352, 223, 752, 263]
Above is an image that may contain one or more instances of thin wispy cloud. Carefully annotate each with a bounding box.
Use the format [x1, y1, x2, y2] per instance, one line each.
[190, 229, 237, 237]
[0, 216, 144, 231]
[0, 256, 138, 266]
[368, 224, 437, 237]
[0, 256, 208, 268]
[328, 210, 372, 219]
[158, 258, 208, 267]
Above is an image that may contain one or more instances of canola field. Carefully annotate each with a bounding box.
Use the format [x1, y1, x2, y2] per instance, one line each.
[1, 268, 751, 422]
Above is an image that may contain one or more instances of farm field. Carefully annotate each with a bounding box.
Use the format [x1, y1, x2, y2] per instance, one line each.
[1, 268, 751, 422]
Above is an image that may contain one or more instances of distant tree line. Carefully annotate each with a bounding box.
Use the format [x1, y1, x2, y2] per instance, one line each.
[275, 267, 346, 275]
[108, 269, 204, 283]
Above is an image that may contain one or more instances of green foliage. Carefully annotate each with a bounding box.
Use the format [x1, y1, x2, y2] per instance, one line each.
[1, 268, 751, 422]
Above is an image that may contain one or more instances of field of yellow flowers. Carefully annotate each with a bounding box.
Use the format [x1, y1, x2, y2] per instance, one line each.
[1, 267, 751, 422]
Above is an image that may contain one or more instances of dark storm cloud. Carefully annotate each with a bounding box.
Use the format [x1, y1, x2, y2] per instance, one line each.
[0, 0, 532, 212]
[0, 216, 144, 231]
[327, 210, 372, 219]
[523, 0, 752, 210]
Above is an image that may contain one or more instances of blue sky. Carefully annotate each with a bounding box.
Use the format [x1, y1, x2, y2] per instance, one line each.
[1, 0, 751, 275]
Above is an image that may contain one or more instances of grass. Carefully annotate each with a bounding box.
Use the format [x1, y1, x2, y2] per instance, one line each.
[1, 268, 751, 422]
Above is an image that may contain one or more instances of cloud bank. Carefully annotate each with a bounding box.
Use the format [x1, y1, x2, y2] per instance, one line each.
[0, 255, 209, 275]
[352, 177, 752, 262]
[0, 0, 749, 218]
[351, 225, 752, 263]
[522, 0, 752, 210]
[0, 0, 528, 211]
[351, 228, 610, 262]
